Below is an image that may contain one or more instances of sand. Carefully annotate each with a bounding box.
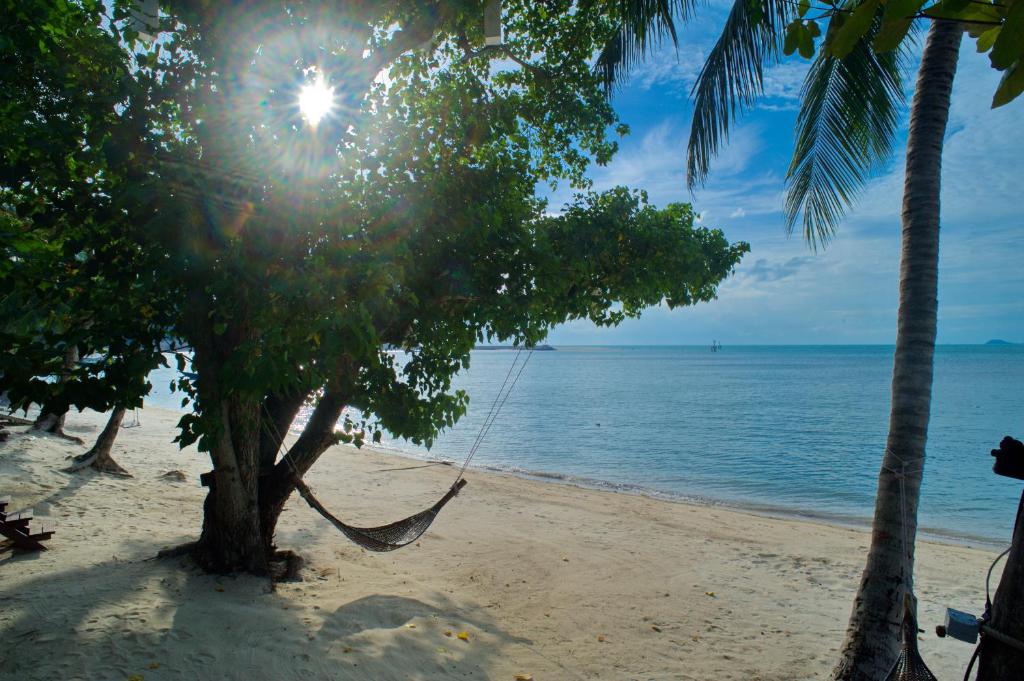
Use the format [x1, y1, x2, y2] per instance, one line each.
[0, 406, 1001, 681]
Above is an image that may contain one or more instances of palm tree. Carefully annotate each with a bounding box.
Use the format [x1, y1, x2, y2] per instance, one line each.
[597, 2, 963, 677]
[829, 21, 962, 679]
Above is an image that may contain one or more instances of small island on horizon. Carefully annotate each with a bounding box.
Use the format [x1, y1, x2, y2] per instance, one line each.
[985, 339, 1020, 346]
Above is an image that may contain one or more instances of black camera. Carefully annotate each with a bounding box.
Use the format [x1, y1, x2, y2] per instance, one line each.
[992, 436, 1024, 481]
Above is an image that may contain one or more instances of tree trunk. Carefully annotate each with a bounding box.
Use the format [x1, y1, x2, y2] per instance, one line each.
[64, 407, 131, 477]
[180, 291, 352, 574]
[978, 490, 1024, 679]
[258, 391, 347, 554]
[185, 390, 346, 575]
[192, 394, 267, 574]
[832, 20, 962, 681]
[33, 345, 83, 443]
[185, 315, 269, 574]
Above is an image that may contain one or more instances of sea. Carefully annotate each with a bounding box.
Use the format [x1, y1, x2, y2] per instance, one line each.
[147, 345, 1024, 545]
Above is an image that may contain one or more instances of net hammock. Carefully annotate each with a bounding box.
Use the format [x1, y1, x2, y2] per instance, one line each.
[278, 347, 533, 552]
[292, 477, 466, 552]
[885, 594, 938, 681]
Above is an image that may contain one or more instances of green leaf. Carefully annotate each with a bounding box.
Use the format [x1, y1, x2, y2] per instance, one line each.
[977, 26, 1001, 54]
[991, 2, 1024, 69]
[873, 0, 925, 54]
[686, 0, 794, 187]
[798, 26, 816, 58]
[786, 12, 908, 247]
[747, 0, 764, 23]
[784, 22, 801, 56]
[213, 322, 227, 335]
[993, 59, 1024, 107]
[934, 0, 972, 13]
[829, 0, 882, 58]
[873, 18, 912, 52]
[798, 0, 811, 18]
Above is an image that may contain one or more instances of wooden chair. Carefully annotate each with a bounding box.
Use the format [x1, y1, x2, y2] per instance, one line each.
[0, 496, 55, 552]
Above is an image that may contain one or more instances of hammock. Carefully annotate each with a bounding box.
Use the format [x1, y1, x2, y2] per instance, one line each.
[885, 595, 937, 681]
[293, 477, 466, 552]
[279, 347, 533, 552]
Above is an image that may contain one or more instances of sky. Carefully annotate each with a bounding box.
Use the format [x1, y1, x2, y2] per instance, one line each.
[544, 9, 1024, 346]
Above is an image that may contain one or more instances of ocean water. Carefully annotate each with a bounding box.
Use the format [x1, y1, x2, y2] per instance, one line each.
[148, 345, 1024, 544]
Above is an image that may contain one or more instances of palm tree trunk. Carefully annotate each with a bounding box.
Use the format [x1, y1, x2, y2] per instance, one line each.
[977, 489, 1024, 679]
[832, 20, 962, 681]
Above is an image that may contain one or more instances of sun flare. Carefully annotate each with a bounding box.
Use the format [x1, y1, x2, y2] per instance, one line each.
[298, 75, 334, 127]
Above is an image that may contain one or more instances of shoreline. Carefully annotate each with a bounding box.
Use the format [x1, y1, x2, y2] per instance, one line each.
[0, 405, 1000, 680]
[353, 438, 1010, 551]
[11, 397, 1007, 548]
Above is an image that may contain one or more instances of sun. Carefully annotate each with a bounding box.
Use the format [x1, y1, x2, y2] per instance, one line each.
[298, 74, 335, 128]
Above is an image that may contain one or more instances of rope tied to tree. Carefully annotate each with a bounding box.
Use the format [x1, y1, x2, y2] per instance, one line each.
[882, 446, 938, 681]
[261, 346, 534, 551]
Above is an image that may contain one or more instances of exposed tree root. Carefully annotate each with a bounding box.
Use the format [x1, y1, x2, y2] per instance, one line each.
[32, 413, 86, 445]
[155, 542, 303, 585]
[63, 449, 132, 477]
[38, 428, 85, 445]
[269, 550, 304, 582]
[156, 541, 198, 560]
[62, 407, 129, 475]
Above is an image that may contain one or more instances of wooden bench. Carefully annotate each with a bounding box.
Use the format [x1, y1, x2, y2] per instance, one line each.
[3, 509, 32, 530]
[28, 521, 55, 542]
[0, 499, 54, 552]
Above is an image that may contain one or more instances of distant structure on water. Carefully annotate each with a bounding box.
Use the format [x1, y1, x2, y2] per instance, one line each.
[711, 340, 723, 352]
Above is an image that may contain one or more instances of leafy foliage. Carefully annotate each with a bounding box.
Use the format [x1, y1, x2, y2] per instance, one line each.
[1, 1, 747, 457]
[786, 0, 1023, 108]
[594, 0, 700, 92]
[785, 16, 911, 247]
[602, 0, 1021, 240]
[0, 0, 173, 416]
[686, 0, 794, 188]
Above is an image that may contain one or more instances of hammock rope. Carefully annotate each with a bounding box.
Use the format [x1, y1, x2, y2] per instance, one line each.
[266, 347, 533, 552]
[883, 447, 938, 681]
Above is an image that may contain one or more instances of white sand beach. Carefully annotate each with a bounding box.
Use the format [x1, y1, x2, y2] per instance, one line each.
[0, 407, 1000, 680]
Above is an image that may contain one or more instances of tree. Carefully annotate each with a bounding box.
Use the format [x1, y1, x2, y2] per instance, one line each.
[595, 0, 1019, 677]
[1, 0, 175, 469]
[64, 407, 132, 477]
[31, 345, 82, 442]
[829, 21, 962, 679]
[2, 1, 748, 575]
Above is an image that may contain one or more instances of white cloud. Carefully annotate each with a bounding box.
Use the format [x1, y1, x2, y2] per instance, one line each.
[628, 44, 708, 95]
[559, 119, 769, 216]
[759, 60, 810, 110]
[547, 39, 1024, 345]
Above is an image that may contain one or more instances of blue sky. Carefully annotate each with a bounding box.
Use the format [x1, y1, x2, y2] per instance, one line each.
[545, 11, 1024, 346]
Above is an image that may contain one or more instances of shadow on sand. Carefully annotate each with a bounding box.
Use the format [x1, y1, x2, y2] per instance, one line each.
[0, 545, 534, 681]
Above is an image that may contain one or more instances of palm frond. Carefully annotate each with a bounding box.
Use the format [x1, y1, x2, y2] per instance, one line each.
[784, 19, 911, 248]
[594, 0, 701, 94]
[686, 0, 792, 189]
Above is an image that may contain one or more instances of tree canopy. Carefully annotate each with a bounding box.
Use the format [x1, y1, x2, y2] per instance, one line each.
[1, 1, 748, 570]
